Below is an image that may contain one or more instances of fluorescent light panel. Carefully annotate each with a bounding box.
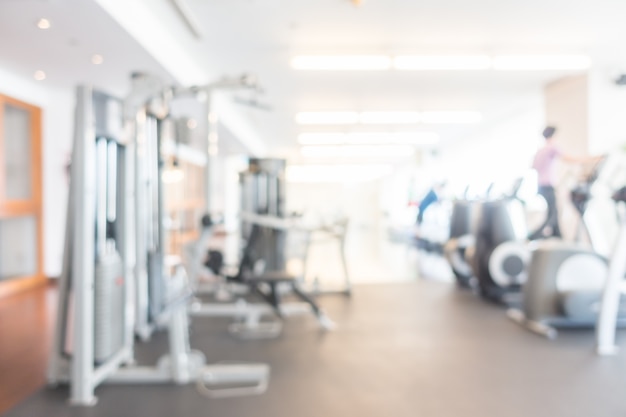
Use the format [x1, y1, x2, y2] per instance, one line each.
[421, 111, 483, 124]
[297, 132, 439, 145]
[394, 55, 492, 70]
[291, 54, 591, 71]
[492, 55, 591, 71]
[291, 55, 391, 70]
[359, 111, 420, 124]
[301, 145, 414, 158]
[296, 111, 481, 125]
[296, 111, 358, 124]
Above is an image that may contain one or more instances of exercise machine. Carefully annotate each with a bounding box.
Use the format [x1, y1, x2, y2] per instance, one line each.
[443, 187, 479, 288]
[471, 178, 531, 303]
[508, 160, 626, 338]
[47, 84, 269, 406]
[187, 213, 336, 339]
[596, 186, 626, 354]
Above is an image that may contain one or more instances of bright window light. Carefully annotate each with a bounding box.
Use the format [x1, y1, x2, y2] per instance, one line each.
[300, 145, 415, 158]
[393, 55, 492, 70]
[420, 111, 482, 124]
[298, 133, 347, 145]
[492, 55, 591, 71]
[291, 55, 392, 70]
[359, 111, 420, 124]
[162, 167, 185, 183]
[295, 112, 359, 125]
[286, 164, 394, 183]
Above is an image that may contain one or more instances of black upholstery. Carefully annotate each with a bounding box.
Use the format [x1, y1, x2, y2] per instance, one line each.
[226, 223, 321, 318]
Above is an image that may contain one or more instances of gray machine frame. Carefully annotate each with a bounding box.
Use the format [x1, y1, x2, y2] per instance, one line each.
[47, 85, 269, 407]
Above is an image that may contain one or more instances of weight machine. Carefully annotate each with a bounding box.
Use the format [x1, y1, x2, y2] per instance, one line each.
[47, 82, 269, 406]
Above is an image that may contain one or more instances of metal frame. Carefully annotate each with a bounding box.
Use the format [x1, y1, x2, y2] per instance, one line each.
[597, 200, 626, 355]
[185, 212, 336, 337]
[48, 84, 270, 407]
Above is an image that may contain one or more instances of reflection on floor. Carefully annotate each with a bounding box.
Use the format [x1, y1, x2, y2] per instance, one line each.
[0, 283, 57, 415]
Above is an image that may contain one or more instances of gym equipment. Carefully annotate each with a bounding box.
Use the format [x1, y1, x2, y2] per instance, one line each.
[47, 84, 269, 406]
[187, 213, 336, 339]
[471, 178, 531, 303]
[596, 186, 626, 354]
[443, 189, 479, 288]
[301, 216, 351, 296]
[508, 161, 626, 339]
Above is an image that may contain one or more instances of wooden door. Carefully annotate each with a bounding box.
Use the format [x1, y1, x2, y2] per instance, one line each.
[0, 94, 44, 298]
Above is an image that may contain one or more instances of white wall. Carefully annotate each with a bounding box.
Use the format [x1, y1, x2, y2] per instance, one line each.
[438, 99, 545, 193]
[0, 67, 74, 277]
[588, 70, 626, 154]
[545, 75, 589, 155]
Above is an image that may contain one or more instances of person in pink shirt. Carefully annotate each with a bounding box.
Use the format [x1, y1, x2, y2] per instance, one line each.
[529, 126, 598, 239]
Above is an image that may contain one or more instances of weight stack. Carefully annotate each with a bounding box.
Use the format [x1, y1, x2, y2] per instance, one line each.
[94, 250, 125, 364]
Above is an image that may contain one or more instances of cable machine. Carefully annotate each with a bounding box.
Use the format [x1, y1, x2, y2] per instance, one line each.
[47, 83, 269, 406]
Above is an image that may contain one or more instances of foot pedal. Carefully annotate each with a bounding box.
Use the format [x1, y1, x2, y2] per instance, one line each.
[198, 363, 270, 398]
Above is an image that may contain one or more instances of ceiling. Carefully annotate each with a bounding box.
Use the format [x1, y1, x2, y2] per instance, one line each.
[2, 0, 626, 158]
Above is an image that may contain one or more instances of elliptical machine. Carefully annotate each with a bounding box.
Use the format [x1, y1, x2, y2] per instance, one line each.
[471, 178, 532, 303]
[508, 159, 626, 338]
[444, 186, 480, 288]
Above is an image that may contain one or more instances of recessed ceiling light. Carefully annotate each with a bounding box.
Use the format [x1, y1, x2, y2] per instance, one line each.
[91, 54, 104, 65]
[186, 118, 198, 129]
[33, 70, 46, 81]
[295, 112, 359, 124]
[492, 55, 591, 71]
[291, 55, 391, 70]
[37, 18, 51, 30]
[393, 55, 492, 70]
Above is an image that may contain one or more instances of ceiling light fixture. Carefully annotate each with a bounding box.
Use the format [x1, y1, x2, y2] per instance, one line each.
[33, 70, 46, 81]
[359, 111, 420, 124]
[291, 55, 392, 70]
[91, 54, 104, 65]
[301, 145, 415, 158]
[295, 111, 359, 124]
[296, 111, 481, 125]
[420, 111, 483, 124]
[36, 18, 51, 29]
[298, 132, 439, 145]
[393, 55, 492, 70]
[298, 133, 347, 145]
[345, 132, 439, 145]
[492, 55, 591, 71]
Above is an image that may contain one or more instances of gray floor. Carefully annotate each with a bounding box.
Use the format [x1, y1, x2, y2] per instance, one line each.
[6, 280, 626, 417]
